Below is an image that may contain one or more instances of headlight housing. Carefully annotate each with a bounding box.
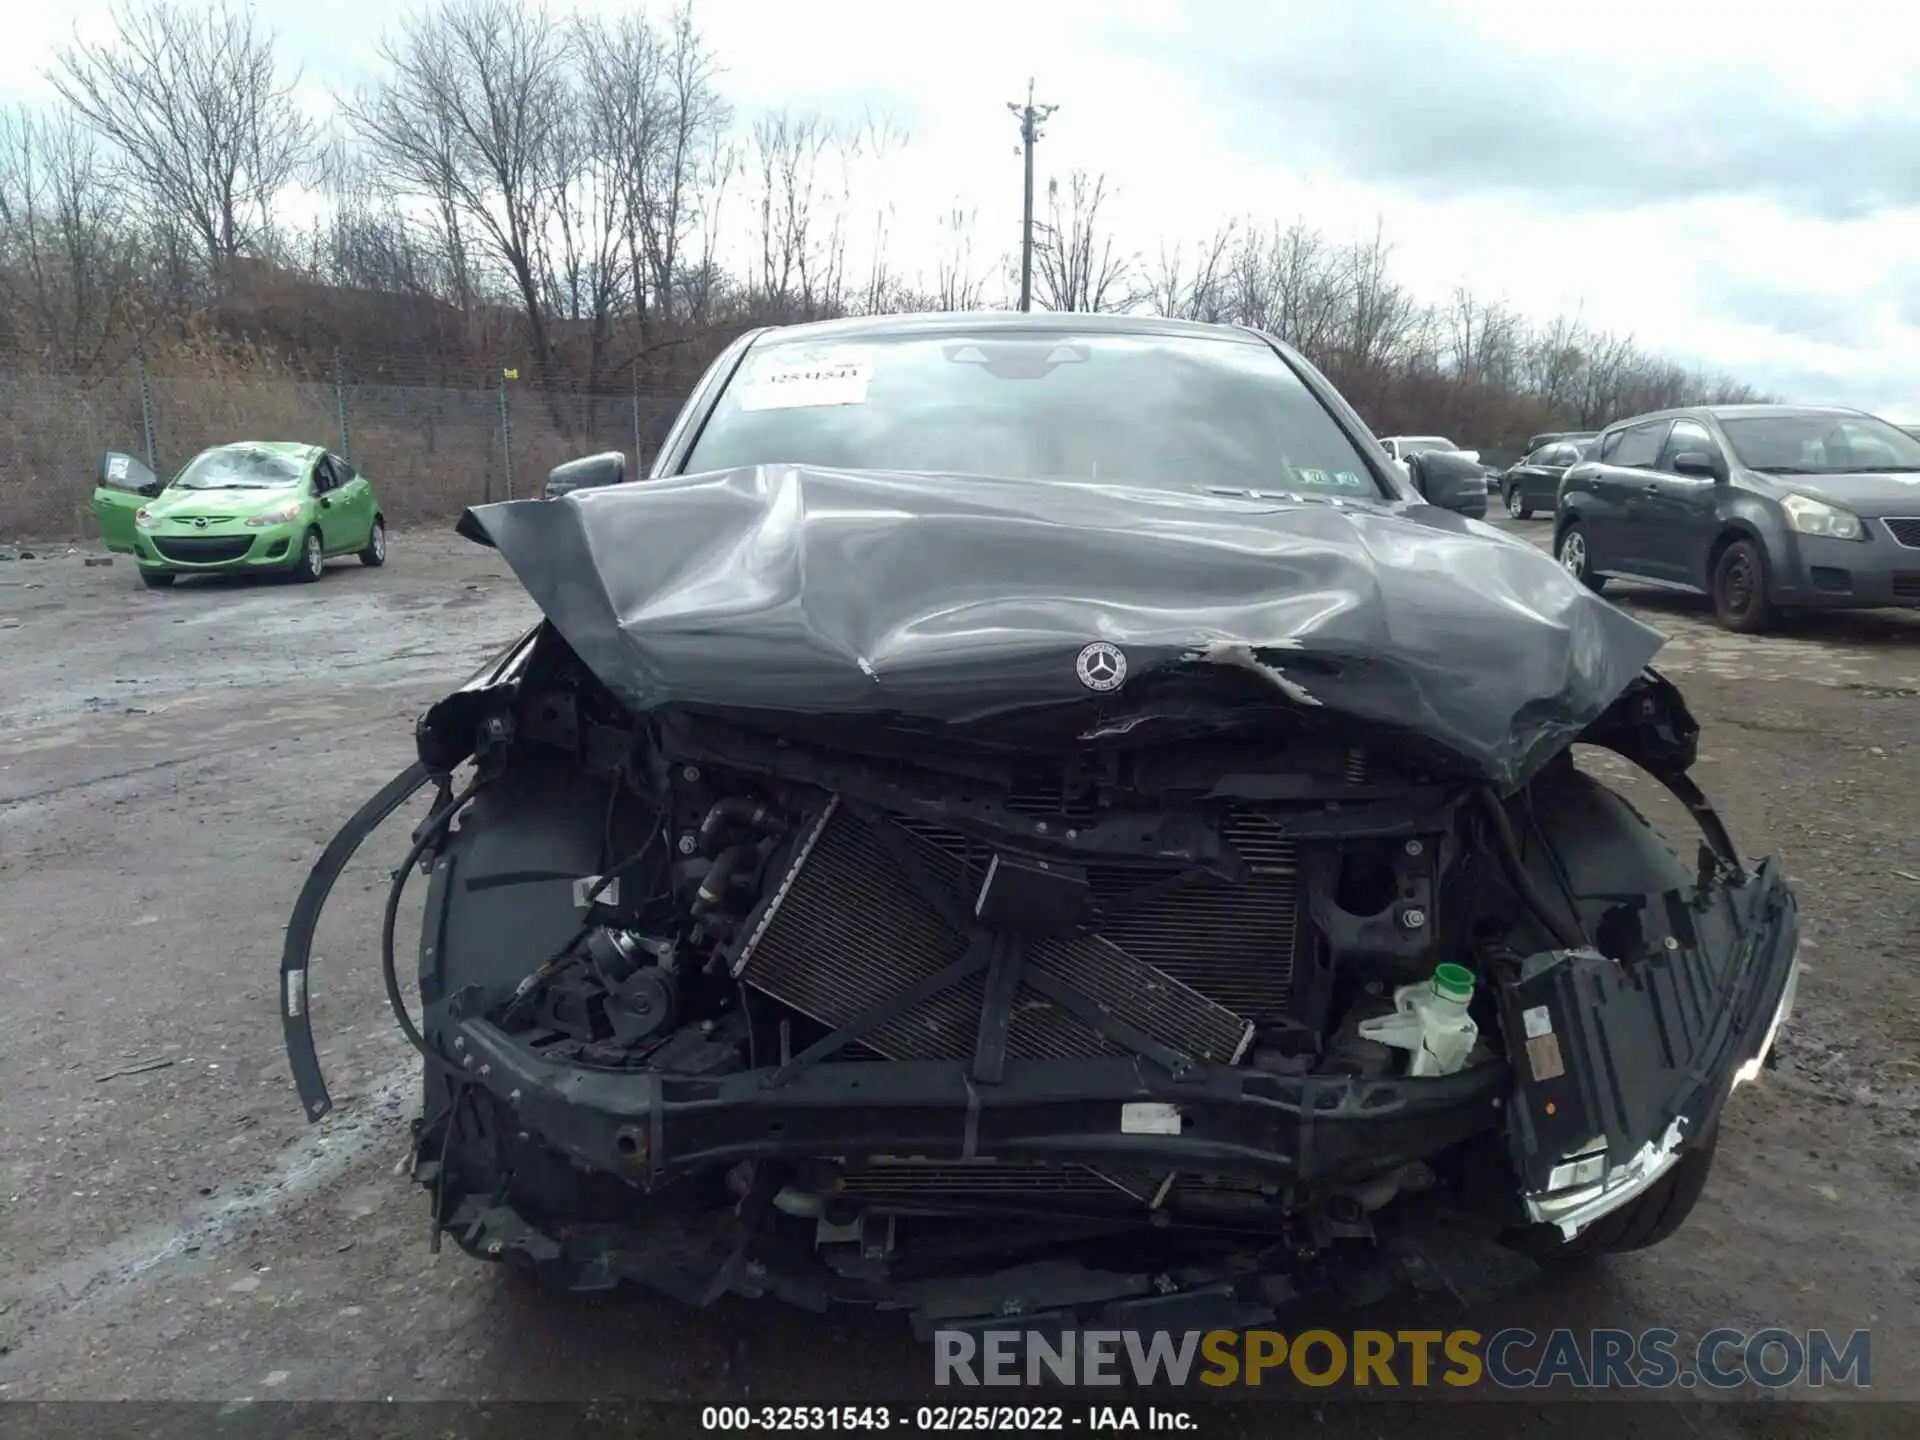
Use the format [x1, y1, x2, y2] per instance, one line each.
[246, 503, 304, 528]
[1781, 493, 1862, 540]
[134, 507, 156, 530]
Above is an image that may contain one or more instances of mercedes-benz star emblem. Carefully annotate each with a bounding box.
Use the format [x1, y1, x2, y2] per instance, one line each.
[1075, 641, 1127, 693]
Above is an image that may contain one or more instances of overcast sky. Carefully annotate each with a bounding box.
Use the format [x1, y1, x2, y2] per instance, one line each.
[9, 0, 1920, 419]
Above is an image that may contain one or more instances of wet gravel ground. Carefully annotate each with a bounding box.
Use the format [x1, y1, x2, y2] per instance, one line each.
[0, 519, 1916, 1433]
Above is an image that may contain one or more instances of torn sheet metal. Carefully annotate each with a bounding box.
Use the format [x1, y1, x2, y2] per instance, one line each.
[455, 464, 1666, 787]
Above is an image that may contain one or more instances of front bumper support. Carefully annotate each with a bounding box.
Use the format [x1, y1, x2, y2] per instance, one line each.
[435, 848, 1796, 1239]
[444, 1015, 1507, 1188]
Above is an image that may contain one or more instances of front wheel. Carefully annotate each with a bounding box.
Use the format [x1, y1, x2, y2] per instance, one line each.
[359, 517, 387, 568]
[1555, 522, 1606, 592]
[295, 527, 325, 584]
[1712, 538, 1776, 633]
[1505, 485, 1534, 521]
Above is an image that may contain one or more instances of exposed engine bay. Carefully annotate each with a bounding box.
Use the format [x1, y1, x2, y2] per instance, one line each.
[279, 460, 1800, 1331]
[283, 621, 1799, 1332]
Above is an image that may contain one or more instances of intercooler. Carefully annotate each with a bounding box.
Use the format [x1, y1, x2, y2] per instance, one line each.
[731, 799, 1298, 1068]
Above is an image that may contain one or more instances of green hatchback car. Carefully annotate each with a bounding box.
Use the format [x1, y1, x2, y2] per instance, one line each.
[92, 442, 388, 588]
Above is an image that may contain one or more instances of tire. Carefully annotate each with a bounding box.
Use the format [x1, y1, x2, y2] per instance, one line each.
[1711, 538, 1776, 633]
[1504, 484, 1534, 521]
[295, 527, 325, 584]
[1555, 521, 1606, 593]
[1532, 1133, 1719, 1263]
[139, 569, 175, 589]
[359, 516, 388, 568]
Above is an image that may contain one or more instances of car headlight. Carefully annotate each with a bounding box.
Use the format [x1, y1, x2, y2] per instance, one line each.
[246, 503, 304, 528]
[134, 507, 156, 530]
[1781, 494, 1862, 540]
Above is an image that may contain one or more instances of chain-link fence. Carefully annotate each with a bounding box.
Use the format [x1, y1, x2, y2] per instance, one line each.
[0, 356, 689, 538]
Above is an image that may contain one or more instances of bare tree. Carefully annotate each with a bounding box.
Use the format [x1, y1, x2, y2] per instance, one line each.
[1269, 222, 1352, 356]
[346, 0, 575, 395]
[0, 104, 148, 373]
[644, 8, 729, 322]
[1150, 222, 1235, 322]
[846, 110, 908, 316]
[748, 111, 848, 319]
[1578, 328, 1638, 428]
[297, 135, 448, 299]
[1445, 287, 1520, 390]
[1338, 222, 1421, 378]
[541, 95, 626, 391]
[48, 0, 315, 289]
[1519, 311, 1587, 419]
[679, 133, 737, 325]
[574, 11, 659, 335]
[577, 5, 727, 339]
[927, 204, 986, 312]
[1030, 171, 1137, 314]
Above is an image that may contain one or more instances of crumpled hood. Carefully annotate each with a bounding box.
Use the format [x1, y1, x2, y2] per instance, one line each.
[149, 485, 305, 520]
[457, 464, 1667, 788]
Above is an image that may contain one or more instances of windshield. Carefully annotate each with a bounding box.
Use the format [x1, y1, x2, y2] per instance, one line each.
[1398, 438, 1458, 455]
[1720, 414, 1920, 474]
[684, 330, 1386, 498]
[171, 446, 310, 491]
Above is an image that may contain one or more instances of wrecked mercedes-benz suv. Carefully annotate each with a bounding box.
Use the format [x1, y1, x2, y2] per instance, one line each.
[283, 314, 1799, 1332]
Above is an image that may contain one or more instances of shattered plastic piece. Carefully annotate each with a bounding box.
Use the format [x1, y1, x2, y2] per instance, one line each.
[1182, 639, 1322, 708]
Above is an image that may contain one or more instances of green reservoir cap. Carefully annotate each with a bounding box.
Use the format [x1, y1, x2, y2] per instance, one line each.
[1432, 963, 1475, 1002]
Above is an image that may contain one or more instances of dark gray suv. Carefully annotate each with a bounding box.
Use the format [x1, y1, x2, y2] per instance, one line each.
[1553, 404, 1920, 632]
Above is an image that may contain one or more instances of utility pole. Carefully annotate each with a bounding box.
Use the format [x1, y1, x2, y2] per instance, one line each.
[1006, 79, 1057, 313]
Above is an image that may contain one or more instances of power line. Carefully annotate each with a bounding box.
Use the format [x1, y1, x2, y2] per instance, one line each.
[1006, 79, 1058, 313]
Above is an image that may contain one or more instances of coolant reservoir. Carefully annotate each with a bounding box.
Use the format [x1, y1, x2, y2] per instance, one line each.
[1356, 963, 1478, 1077]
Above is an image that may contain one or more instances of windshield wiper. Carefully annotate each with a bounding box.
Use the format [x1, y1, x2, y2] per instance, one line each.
[1751, 465, 1814, 474]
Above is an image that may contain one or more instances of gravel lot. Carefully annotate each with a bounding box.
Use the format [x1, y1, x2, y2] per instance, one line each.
[1, 517, 1916, 1431]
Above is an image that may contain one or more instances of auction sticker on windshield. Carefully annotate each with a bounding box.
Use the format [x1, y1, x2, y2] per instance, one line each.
[738, 351, 872, 411]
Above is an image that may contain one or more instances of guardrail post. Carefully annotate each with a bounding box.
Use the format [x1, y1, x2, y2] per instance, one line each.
[333, 351, 351, 463]
[136, 348, 157, 471]
[498, 371, 515, 501]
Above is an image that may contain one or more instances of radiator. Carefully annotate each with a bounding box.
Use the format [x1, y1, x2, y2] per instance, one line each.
[732, 800, 1270, 1066]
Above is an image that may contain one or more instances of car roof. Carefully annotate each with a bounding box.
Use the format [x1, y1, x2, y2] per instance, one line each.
[745, 309, 1270, 348]
[1604, 403, 1875, 431]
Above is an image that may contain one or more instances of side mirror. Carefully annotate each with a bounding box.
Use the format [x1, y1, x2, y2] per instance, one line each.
[1672, 451, 1720, 479]
[99, 449, 159, 497]
[1408, 449, 1489, 518]
[545, 451, 627, 501]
